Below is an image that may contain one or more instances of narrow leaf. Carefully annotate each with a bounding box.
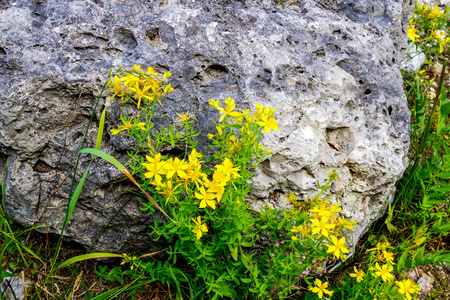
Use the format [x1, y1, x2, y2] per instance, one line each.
[0, 231, 45, 264]
[397, 248, 409, 271]
[138, 247, 169, 259]
[96, 108, 107, 150]
[412, 246, 425, 267]
[62, 166, 90, 229]
[1, 270, 17, 279]
[57, 253, 123, 270]
[437, 94, 450, 135]
[79, 148, 125, 170]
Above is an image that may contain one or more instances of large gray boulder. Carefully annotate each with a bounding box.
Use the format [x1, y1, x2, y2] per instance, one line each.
[0, 0, 412, 252]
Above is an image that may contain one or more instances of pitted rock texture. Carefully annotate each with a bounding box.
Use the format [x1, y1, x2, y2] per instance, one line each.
[0, 0, 412, 252]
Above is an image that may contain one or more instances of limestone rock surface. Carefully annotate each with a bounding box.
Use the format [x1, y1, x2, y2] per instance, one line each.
[0, 0, 412, 252]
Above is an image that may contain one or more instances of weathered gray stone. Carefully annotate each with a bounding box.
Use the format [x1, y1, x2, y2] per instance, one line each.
[1, 271, 31, 300]
[401, 42, 426, 72]
[0, 0, 412, 252]
[417, 273, 435, 295]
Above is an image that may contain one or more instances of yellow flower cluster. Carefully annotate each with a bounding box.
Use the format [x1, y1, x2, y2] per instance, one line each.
[417, 5, 445, 20]
[110, 116, 146, 135]
[408, 4, 449, 53]
[141, 149, 241, 240]
[290, 197, 354, 260]
[121, 253, 138, 270]
[396, 279, 420, 300]
[366, 241, 396, 283]
[348, 241, 421, 299]
[141, 150, 240, 210]
[207, 98, 278, 154]
[107, 64, 173, 109]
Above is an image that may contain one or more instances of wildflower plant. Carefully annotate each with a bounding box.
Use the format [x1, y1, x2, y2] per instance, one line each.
[407, 4, 450, 54]
[56, 65, 359, 299]
[327, 240, 422, 300]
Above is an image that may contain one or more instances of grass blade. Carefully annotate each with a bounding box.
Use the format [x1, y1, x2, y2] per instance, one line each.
[57, 253, 124, 270]
[0, 232, 45, 265]
[79, 148, 125, 170]
[62, 166, 90, 230]
[1, 270, 17, 280]
[96, 108, 107, 150]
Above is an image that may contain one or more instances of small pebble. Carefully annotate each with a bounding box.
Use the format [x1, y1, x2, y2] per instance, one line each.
[417, 273, 434, 294]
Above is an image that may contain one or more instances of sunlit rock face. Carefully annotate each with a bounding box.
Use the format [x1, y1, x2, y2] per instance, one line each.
[0, 0, 412, 251]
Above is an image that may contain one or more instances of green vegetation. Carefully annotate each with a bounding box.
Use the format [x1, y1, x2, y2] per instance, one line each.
[1, 3, 449, 300]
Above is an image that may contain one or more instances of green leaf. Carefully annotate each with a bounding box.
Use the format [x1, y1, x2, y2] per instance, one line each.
[57, 253, 123, 270]
[1, 270, 17, 279]
[277, 218, 286, 230]
[229, 246, 238, 261]
[241, 278, 253, 284]
[96, 108, 107, 150]
[412, 246, 425, 267]
[437, 96, 450, 135]
[62, 166, 90, 229]
[397, 248, 409, 271]
[79, 148, 125, 170]
[0, 231, 44, 264]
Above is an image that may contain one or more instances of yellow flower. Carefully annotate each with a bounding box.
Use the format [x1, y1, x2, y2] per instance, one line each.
[349, 266, 364, 282]
[216, 125, 224, 136]
[208, 99, 221, 109]
[216, 158, 240, 180]
[217, 98, 240, 121]
[311, 216, 335, 237]
[256, 116, 279, 133]
[129, 83, 153, 109]
[374, 263, 394, 282]
[121, 73, 139, 87]
[108, 75, 124, 97]
[309, 278, 333, 299]
[326, 235, 349, 259]
[164, 157, 189, 179]
[143, 162, 163, 183]
[155, 180, 180, 204]
[146, 153, 162, 165]
[396, 279, 420, 300]
[195, 186, 217, 209]
[382, 251, 395, 265]
[110, 116, 144, 135]
[188, 148, 203, 164]
[187, 166, 208, 190]
[309, 202, 331, 218]
[284, 193, 298, 202]
[191, 216, 208, 240]
[297, 224, 310, 236]
[291, 235, 298, 241]
[368, 241, 390, 252]
[407, 26, 420, 42]
[175, 111, 194, 122]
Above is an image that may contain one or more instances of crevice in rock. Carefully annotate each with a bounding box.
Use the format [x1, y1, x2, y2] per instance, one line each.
[33, 160, 52, 173]
[145, 28, 163, 48]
